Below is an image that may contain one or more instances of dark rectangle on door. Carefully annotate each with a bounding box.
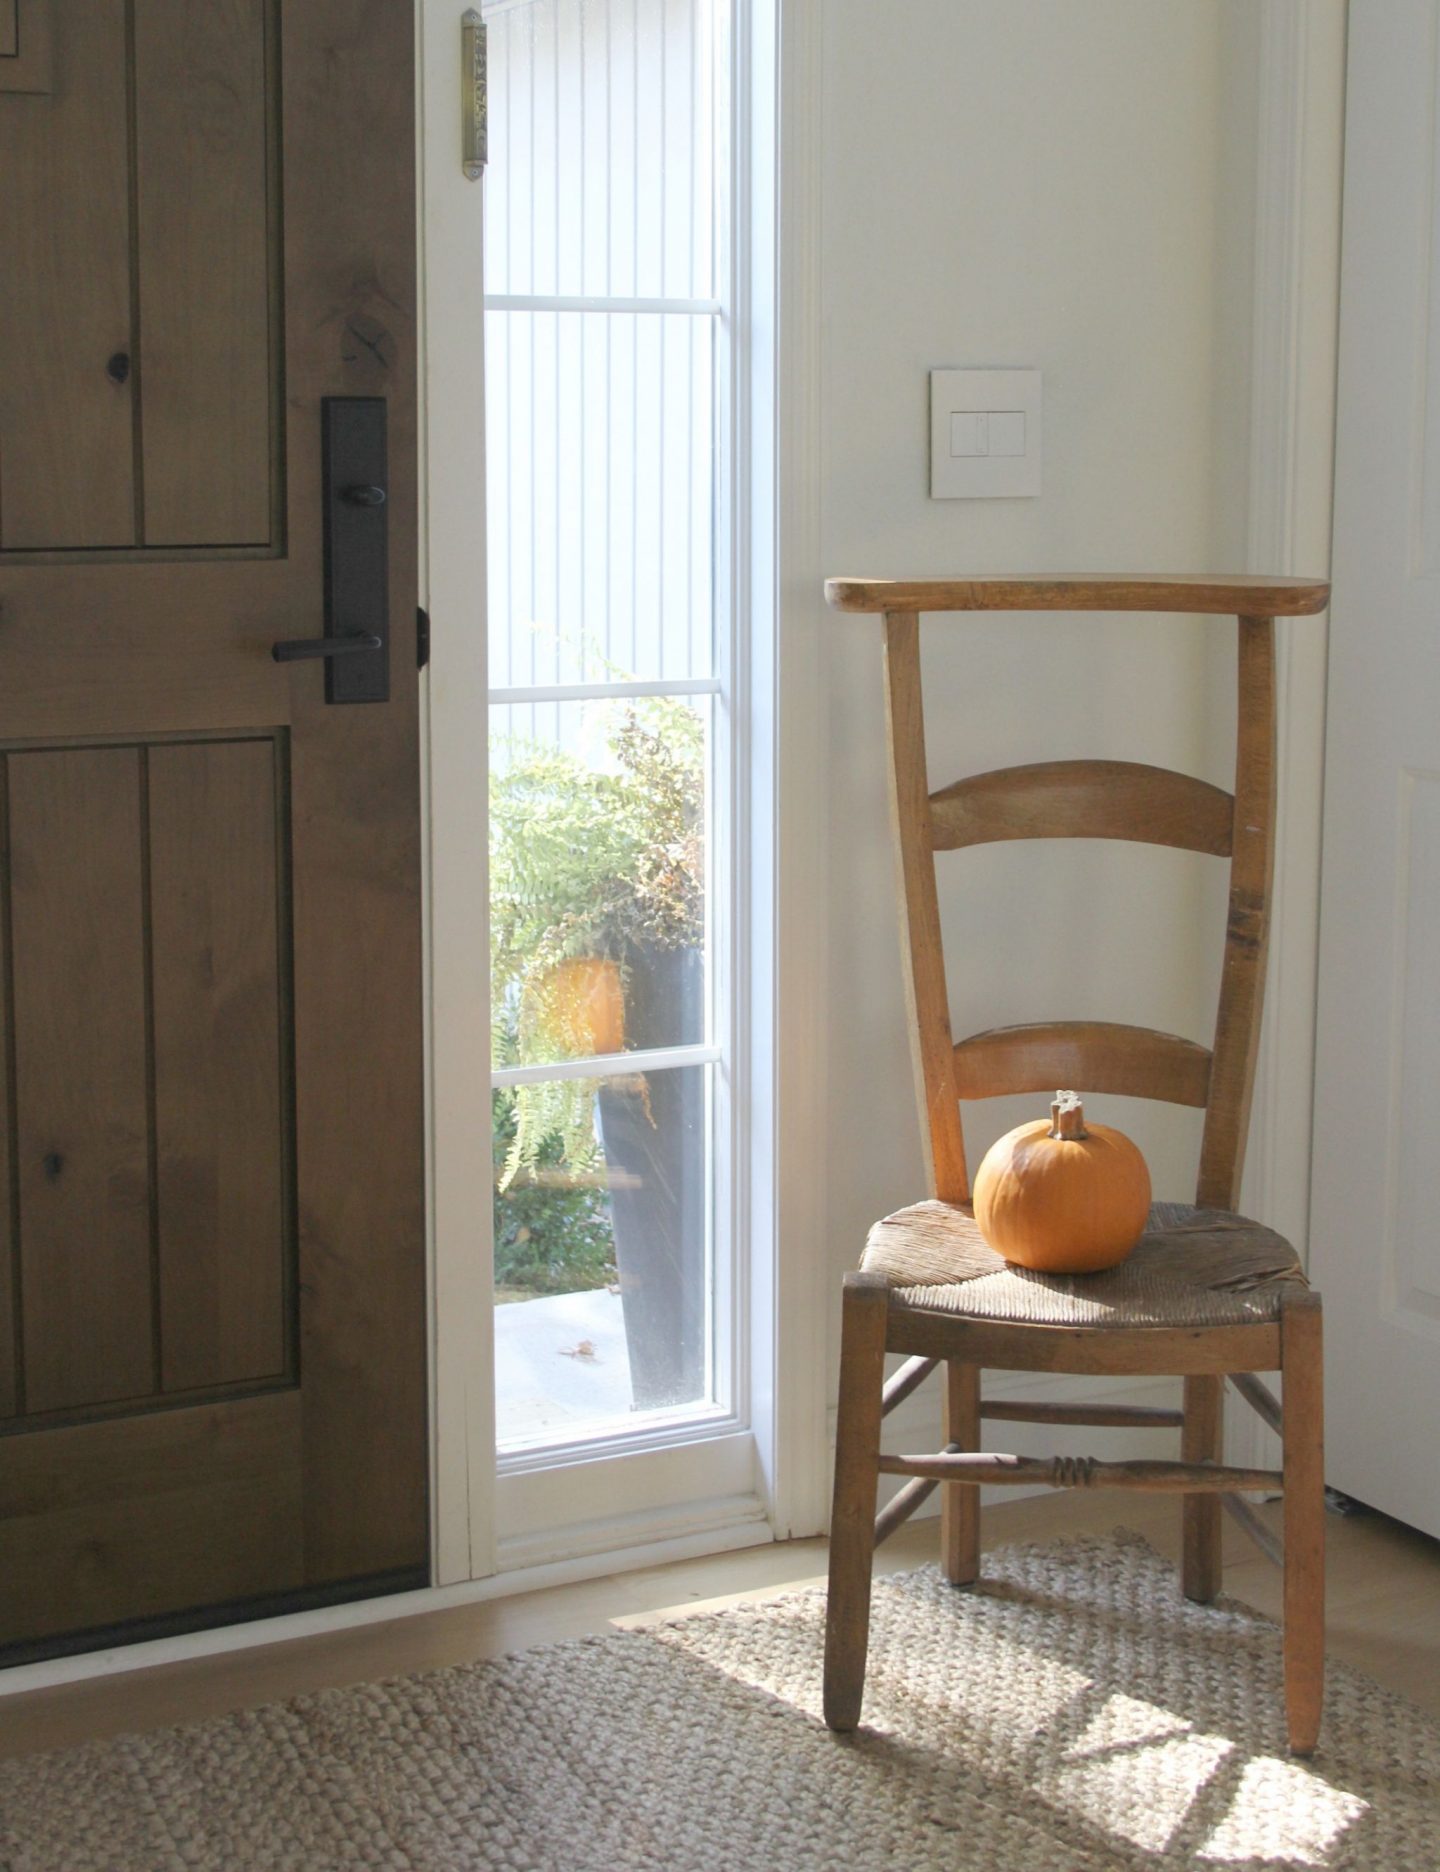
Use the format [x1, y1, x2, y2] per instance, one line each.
[0, 734, 297, 1427]
[0, 0, 280, 554]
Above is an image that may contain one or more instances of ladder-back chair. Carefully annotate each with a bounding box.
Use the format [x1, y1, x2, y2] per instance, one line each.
[822, 574, 1331, 1758]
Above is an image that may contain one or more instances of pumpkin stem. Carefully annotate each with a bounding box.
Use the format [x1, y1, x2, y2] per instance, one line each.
[1050, 1090, 1088, 1140]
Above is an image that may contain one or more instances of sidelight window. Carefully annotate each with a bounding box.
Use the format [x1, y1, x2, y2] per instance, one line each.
[484, 0, 733, 1455]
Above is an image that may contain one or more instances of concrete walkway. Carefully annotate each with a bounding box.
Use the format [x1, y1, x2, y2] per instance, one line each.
[494, 1287, 637, 1446]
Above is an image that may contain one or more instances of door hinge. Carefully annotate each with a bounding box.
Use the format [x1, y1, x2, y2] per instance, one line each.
[417, 605, 431, 670]
[462, 9, 487, 180]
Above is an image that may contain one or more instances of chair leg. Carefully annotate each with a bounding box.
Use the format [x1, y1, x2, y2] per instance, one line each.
[823, 1271, 890, 1732]
[941, 1361, 981, 1586]
[1181, 1374, 1224, 1603]
[1281, 1287, 1325, 1757]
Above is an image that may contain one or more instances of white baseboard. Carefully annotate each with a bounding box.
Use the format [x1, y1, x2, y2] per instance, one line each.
[494, 1491, 771, 1576]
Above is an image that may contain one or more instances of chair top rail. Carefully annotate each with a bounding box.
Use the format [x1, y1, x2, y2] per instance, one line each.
[825, 574, 1330, 616]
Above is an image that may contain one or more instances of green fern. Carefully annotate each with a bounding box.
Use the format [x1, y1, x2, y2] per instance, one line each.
[490, 694, 705, 1193]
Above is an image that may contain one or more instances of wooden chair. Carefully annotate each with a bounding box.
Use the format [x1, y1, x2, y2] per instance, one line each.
[821, 574, 1332, 1757]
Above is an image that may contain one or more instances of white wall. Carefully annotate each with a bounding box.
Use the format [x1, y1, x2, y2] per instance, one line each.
[811, 1, 1263, 1401]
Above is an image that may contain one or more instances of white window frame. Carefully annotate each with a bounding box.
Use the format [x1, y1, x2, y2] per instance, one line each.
[483, 0, 741, 1467]
[424, 0, 829, 1587]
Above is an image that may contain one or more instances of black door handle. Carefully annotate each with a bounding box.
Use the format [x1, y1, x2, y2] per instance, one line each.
[272, 633, 382, 664]
[281, 398, 391, 703]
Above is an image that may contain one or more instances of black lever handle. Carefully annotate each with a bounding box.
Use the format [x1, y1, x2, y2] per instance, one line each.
[272, 633, 382, 664]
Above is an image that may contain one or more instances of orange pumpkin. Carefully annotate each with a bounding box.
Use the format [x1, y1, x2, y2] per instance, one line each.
[973, 1091, 1150, 1274]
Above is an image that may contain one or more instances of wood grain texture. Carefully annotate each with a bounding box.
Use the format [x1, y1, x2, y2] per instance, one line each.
[0, 0, 134, 547]
[0, 1392, 302, 1645]
[0, 0, 425, 1650]
[980, 1399, 1185, 1428]
[0, 1, 54, 98]
[133, 0, 273, 546]
[1198, 618, 1277, 1208]
[886, 1311, 1283, 1377]
[873, 1470, 942, 1547]
[882, 612, 968, 1202]
[825, 575, 1330, 616]
[1281, 1287, 1325, 1755]
[878, 1452, 1283, 1492]
[880, 1354, 936, 1417]
[1222, 1491, 1283, 1567]
[0, 759, 14, 1417]
[281, 0, 426, 1585]
[941, 1360, 980, 1586]
[1230, 1370, 1283, 1437]
[148, 739, 288, 1394]
[823, 1271, 890, 1730]
[8, 748, 153, 1414]
[930, 760, 1234, 856]
[1182, 1373, 1224, 1602]
[952, 1019, 1213, 1107]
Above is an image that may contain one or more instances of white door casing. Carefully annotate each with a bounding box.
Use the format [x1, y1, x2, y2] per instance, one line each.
[419, 0, 496, 1586]
[1310, 0, 1440, 1540]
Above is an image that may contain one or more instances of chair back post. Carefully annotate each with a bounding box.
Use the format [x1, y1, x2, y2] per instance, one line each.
[1196, 615, 1278, 1210]
[882, 609, 969, 1203]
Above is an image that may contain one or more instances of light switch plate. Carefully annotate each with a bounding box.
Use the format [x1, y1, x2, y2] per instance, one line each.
[930, 368, 1042, 498]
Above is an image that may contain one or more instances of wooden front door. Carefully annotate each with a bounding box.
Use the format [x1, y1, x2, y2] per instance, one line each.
[0, 0, 427, 1656]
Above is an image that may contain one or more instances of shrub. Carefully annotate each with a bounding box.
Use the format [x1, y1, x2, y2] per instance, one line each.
[491, 1086, 616, 1299]
[490, 697, 705, 1190]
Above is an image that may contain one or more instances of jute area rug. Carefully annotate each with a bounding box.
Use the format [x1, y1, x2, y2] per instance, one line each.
[1, 1531, 1436, 1871]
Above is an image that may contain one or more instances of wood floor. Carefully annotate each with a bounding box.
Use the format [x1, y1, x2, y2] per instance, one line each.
[2, 1490, 1437, 1760]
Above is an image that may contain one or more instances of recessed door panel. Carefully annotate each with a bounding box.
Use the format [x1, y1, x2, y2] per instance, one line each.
[133, 0, 275, 547]
[9, 747, 153, 1415]
[0, 1392, 303, 1646]
[149, 737, 292, 1394]
[0, 0, 135, 550]
[0, 0, 280, 555]
[2, 736, 297, 1424]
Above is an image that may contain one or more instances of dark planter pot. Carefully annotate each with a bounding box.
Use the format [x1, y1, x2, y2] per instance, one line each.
[595, 943, 705, 1411]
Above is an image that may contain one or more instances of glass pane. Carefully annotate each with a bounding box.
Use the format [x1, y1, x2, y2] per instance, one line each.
[484, 0, 717, 302]
[485, 309, 715, 688]
[490, 695, 708, 1069]
[494, 1063, 711, 1446]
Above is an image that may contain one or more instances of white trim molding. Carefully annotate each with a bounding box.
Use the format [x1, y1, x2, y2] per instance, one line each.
[743, 0, 831, 1540]
[418, 0, 498, 1589]
[1234, 0, 1345, 1474]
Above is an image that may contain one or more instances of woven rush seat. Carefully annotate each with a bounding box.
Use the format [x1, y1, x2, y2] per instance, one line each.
[861, 1199, 1306, 1328]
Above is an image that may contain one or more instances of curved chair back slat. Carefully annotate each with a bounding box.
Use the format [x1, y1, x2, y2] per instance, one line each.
[952, 1021, 1212, 1108]
[929, 760, 1234, 856]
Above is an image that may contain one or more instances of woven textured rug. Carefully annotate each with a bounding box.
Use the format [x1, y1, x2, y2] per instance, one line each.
[2, 1530, 1436, 1871]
